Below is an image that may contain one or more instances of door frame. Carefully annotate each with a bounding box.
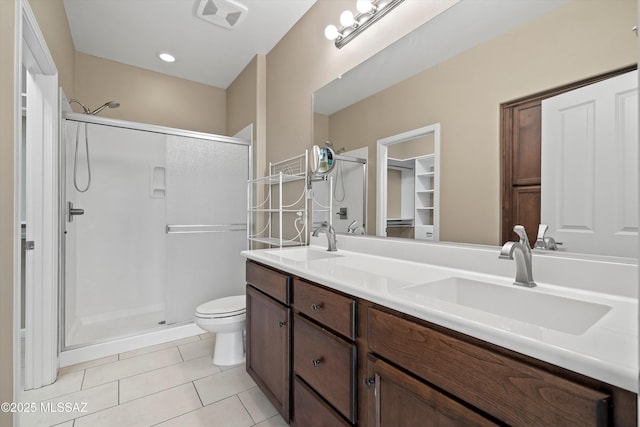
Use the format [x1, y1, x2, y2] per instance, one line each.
[376, 123, 440, 238]
[19, 0, 59, 390]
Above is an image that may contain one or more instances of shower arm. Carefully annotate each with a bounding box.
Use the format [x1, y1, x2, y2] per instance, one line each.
[69, 99, 91, 114]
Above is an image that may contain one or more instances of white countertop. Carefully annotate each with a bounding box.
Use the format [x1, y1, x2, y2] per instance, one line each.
[241, 244, 638, 393]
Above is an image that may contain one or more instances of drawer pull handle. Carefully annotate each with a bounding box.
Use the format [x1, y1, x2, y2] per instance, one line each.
[278, 321, 287, 328]
[311, 303, 323, 311]
[364, 377, 375, 388]
[312, 358, 323, 367]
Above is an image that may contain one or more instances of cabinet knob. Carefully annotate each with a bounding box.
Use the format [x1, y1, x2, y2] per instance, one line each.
[311, 303, 323, 311]
[364, 377, 375, 388]
[278, 321, 287, 328]
[312, 358, 323, 367]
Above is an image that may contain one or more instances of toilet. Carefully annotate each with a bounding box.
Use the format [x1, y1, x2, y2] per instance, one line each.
[195, 295, 246, 366]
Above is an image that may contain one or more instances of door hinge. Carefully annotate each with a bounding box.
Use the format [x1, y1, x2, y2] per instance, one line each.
[26, 240, 35, 251]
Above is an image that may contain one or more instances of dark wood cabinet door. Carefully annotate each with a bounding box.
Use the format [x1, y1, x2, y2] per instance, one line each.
[291, 376, 350, 427]
[366, 355, 498, 427]
[246, 285, 290, 421]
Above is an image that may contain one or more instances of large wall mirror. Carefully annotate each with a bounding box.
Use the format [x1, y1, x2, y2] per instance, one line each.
[312, 0, 637, 259]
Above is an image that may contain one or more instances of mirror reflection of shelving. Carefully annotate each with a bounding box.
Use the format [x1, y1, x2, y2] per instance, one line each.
[386, 157, 415, 228]
[414, 154, 437, 241]
[248, 152, 308, 248]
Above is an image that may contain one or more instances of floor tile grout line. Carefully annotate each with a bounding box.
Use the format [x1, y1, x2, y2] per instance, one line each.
[146, 388, 235, 427]
[119, 368, 224, 405]
[66, 381, 200, 427]
[111, 353, 223, 393]
[82, 347, 187, 388]
[79, 369, 86, 391]
[192, 380, 205, 407]
[237, 390, 259, 425]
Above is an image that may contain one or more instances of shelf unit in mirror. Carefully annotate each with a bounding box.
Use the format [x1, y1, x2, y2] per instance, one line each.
[248, 151, 308, 248]
[414, 154, 437, 240]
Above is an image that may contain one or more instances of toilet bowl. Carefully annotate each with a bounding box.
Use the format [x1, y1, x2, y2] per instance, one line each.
[195, 295, 246, 366]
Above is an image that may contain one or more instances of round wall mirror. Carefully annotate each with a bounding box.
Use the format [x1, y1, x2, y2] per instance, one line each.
[311, 145, 336, 175]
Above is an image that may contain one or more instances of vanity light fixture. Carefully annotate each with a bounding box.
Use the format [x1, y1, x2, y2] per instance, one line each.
[158, 52, 176, 63]
[324, 0, 405, 49]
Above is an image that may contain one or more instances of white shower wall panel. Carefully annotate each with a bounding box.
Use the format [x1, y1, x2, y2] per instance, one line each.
[72, 124, 167, 322]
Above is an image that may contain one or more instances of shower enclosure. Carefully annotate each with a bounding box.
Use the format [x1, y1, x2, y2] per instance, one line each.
[61, 114, 250, 349]
[311, 148, 368, 234]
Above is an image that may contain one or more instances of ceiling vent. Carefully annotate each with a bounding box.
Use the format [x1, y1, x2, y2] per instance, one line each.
[195, 0, 248, 30]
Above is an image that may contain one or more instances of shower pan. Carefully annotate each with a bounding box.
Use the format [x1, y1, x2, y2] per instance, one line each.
[61, 114, 250, 350]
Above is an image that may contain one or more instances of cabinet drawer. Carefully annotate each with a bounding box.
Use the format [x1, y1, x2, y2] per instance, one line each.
[293, 278, 355, 340]
[293, 314, 356, 422]
[246, 261, 290, 305]
[368, 307, 610, 427]
[292, 376, 350, 427]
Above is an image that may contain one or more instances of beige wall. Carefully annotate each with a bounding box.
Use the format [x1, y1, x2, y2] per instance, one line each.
[227, 54, 268, 179]
[30, 0, 75, 98]
[265, 0, 461, 167]
[227, 55, 258, 137]
[323, 0, 636, 244]
[75, 53, 227, 134]
[0, 0, 15, 424]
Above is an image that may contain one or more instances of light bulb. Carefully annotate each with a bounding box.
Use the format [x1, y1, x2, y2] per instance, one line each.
[158, 52, 176, 63]
[356, 0, 373, 14]
[340, 10, 355, 27]
[324, 24, 339, 41]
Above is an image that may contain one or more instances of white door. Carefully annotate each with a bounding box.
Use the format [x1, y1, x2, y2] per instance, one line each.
[24, 70, 58, 389]
[541, 70, 638, 258]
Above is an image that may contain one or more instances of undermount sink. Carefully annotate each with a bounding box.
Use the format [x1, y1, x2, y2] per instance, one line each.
[267, 247, 344, 262]
[401, 277, 611, 335]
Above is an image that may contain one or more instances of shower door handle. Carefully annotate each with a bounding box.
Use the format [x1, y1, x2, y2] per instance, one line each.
[68, 201, 85, 222]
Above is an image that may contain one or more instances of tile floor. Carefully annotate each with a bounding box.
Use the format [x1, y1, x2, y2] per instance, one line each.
[19, 333, 287, 427]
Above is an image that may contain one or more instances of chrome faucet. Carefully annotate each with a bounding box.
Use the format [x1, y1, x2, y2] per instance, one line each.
[312, 221, 337, 251]
[499, 225, 536, 287]
[533, 224, 562, 251]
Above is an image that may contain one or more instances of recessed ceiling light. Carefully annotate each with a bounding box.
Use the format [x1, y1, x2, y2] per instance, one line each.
[158, 52, 176, 63]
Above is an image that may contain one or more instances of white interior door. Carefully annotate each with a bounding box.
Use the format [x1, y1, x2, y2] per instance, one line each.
[24, 70, 58, 389]
[541, 70, 638, 258]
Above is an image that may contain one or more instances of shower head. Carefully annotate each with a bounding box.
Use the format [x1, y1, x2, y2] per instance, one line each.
[90, 101, 120, 115]
[68, 99, 120, 115]
[325, 140, 345, 154]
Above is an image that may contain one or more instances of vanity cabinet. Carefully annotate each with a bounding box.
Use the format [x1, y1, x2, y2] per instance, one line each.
[245, 260, 636, 427]
[366, 307, 618, 427]
[291, 278, 357, 426]
[245, 262, 291, 422]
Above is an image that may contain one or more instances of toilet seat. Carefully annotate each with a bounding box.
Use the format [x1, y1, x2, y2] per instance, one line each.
[196, 295, 245, 319]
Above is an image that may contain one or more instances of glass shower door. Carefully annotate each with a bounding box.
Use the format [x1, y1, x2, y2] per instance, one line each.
[164, 135, 249, 324]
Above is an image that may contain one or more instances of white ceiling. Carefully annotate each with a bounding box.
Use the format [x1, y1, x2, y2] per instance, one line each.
[63, 0, 317, 89]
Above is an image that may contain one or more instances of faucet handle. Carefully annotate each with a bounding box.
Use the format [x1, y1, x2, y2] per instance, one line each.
[513, 225, 531, 249]
[536, 224, 549, 240]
